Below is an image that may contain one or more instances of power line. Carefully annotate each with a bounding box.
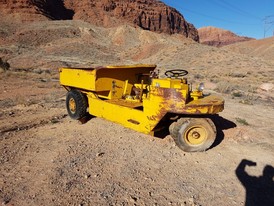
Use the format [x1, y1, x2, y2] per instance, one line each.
[221, 0, 261, 19]
[178, 6, 259, 26]
[211, 0, 262, 20]
[161, 1, 259, 26]
[161, 0, 268, 38]
[263, 15, 274, 22]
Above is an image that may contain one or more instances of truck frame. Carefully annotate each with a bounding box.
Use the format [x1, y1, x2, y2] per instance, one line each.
[59, 64, 224, 152]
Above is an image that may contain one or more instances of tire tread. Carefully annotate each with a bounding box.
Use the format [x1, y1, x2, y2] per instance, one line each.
[66, 90, 88, 120]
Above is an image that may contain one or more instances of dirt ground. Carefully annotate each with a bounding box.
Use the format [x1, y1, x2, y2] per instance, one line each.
[0, 19, 274, 206]
[0, 69, 273, 206]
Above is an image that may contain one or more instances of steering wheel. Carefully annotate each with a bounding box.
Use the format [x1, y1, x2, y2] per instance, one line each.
[164, 69, 188, 78]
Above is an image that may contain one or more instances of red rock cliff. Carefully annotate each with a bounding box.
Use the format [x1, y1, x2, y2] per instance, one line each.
[0, 0, 74, 20]
[0, 0, 199, 41]
[198, 26, 253, 47]
[64, 0, 199, 41]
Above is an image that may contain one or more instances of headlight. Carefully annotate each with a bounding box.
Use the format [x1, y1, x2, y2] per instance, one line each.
[198, 83, 205, 92]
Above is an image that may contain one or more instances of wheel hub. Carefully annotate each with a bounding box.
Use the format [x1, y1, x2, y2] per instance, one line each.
[69, 98, 76, 114]
[192, 131, 200, 139]
[184, 126, 207, 145]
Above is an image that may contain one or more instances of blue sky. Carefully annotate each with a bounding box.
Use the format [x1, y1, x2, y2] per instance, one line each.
[161, 0, 274, 39]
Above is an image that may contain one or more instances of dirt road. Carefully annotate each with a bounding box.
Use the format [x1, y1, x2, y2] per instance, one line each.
[0, 71, 273, 206]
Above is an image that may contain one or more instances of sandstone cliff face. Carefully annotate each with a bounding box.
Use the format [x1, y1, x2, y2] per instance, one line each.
[64, 0, 198, 41]
[198, 26, 253, 47]
[0, 0, 199, 41]
[0, 0, 74, 20]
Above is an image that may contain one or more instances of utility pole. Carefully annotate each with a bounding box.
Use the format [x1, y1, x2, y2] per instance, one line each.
[263, 15, 274, 38]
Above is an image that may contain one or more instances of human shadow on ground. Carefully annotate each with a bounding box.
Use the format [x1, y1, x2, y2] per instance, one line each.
[236, 159, 274, 206]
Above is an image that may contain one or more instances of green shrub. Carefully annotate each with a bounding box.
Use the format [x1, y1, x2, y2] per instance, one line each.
[231, 91, 243, 97]
[215, 82, 237, 94]
[0, 58, 10, 71]
[236, 117, 249, 126]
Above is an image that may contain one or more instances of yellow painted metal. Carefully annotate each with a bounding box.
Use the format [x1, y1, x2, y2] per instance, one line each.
[105, 64, 156, 69]
[69, 98, 76, 114]
[152, 78, 184, 89]
[184, 126, 207, 145]
[60, 64, 225, 136]
[190, 91, 203, 100]
[60, 64, 156, 99]
[87, 95, 152, 134]
[123, 80, 129, 96]
[185, 95, 224, 114]
[59, 67, 96, 91]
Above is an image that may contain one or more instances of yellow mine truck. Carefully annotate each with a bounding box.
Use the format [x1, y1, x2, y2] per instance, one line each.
[59, 64, 224, 152]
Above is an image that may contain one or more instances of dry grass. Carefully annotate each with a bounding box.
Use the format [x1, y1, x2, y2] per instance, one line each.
[236, 117, 249, 126]
[215, 82, 238, 94]
[14, 95, 39, 106]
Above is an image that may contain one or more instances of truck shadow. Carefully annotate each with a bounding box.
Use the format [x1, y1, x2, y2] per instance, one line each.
[79, 113, 236, 151]
[236, 159, 274, 206]
[78, 114, 94, 124]
[210, 114, 236, 149]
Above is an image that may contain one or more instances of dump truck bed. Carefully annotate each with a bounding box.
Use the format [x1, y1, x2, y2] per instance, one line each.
[59, 64, 156, 92]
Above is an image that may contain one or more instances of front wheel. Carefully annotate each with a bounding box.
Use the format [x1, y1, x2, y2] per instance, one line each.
[66, 90, 88, 120]
[169, 118, 216, 152]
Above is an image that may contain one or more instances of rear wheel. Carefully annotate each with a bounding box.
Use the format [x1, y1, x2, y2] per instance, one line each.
[66, 90, 88, 120]
[169, 118, 216, 152]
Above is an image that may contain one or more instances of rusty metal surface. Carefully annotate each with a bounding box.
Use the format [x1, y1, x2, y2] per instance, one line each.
[148, 87, 224, 116]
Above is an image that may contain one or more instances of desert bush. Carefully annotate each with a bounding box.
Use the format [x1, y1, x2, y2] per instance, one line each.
[0, 98, 16, 107]
[215, 82, 238, 94]
[194, 74, 204, 79]
[228, 72, 247, 78]
[0, 58, 10, 71]
[236, 117, 249, 126]
[14, 95, 39, 106]
[231, 91, 243, 97]
[239, 99, 253, 105]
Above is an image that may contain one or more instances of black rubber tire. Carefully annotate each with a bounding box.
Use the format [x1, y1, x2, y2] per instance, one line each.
[66, 90, 88, 120]
[169, 118, 216, 152]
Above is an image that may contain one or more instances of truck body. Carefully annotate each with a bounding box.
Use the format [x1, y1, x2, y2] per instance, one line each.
[59, 64, 224, 152]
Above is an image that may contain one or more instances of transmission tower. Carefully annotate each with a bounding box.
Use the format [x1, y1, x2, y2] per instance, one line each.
[263, 15, 274, 38]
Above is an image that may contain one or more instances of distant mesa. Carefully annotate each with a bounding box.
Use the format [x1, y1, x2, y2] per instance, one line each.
[0, 0, 199, 42]
[198, 26, 254, 47]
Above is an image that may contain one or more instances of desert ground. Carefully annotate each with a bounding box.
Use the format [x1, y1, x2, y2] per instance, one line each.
[0, 20, 274, 206]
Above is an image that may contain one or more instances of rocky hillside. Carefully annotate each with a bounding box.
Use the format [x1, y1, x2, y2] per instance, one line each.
[225, 36, 274, 61]
[0, 0, 74, 20]
[198, 26, 253, 47]
[0, 0, 199, 41]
